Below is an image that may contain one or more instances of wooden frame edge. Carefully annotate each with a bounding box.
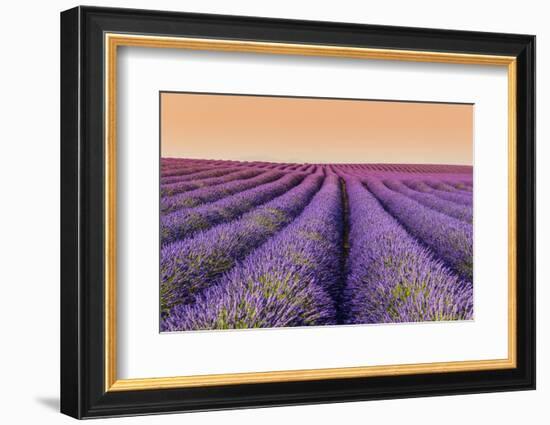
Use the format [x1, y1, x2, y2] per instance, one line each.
[108, 358, 516, 391]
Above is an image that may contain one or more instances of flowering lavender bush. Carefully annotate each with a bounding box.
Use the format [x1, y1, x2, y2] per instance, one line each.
[384, 179, 472, 223]
[159, 158, 474, 331]
[161, 165, 210, 178]
[450, 181, 473, 191]
[160, 161, 227, 177]
[160, 173, 323, 312]
[161, 170, 287, 213]
[160, 172, 305, 245]
[363, 177, 473, 282]
[162, 175, 343, 331]
[161, 166, 241, 185]
[403, 180, 473, 206]
[424, 180, 468, 193]
[342, 177, 472, 323]
[160, 168, 263, 197]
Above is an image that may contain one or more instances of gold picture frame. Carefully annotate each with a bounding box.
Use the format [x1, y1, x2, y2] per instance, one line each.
[104, 33, 517, 392]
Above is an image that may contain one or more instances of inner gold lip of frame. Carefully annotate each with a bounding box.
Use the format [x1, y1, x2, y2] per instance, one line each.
[104, 33, 517, 392]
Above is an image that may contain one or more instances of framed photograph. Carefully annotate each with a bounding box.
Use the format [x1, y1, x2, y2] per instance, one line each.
[60, 6, 535, 419]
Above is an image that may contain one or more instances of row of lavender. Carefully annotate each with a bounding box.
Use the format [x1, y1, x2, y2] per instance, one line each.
[160, 158, 473, 331]
[162, 158, 472, 179]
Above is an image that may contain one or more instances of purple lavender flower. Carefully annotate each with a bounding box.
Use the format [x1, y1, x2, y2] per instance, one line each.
[160, 173, 323, 312]
[160, 168, 263, 197]
[160, 172, 305, 245]
[162, 175, 343, 331]
[362, 176, 473, 282]
[158, 158, 474, 330]
[341, 177, 472, 323]
[161, 166, 246, 185]
[161, 170, 286, 213]
[424, 180, 468, 193]
[403, 180, 472, 206]
[383, 179, 472, 223]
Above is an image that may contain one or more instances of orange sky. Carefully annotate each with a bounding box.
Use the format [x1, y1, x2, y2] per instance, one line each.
[161, 92, 473, 165]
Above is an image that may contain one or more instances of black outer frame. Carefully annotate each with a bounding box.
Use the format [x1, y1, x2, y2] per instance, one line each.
[60, 5, 536, 419]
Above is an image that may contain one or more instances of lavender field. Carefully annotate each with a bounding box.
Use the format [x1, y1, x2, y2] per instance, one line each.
[160, 158, 474, 332]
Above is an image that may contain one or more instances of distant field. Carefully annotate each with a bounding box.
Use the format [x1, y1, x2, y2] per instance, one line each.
[159, 158, 473, 332]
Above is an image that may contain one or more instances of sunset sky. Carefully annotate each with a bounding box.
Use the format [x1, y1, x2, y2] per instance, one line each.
[161, 92, 473, 165]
